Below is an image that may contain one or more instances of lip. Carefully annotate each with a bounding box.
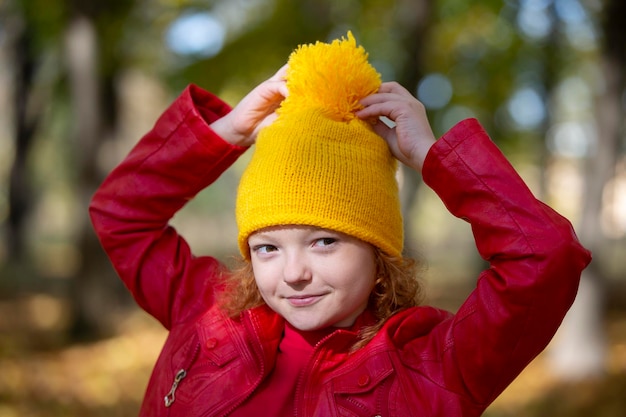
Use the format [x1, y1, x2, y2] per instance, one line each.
[285, 294, 324, 307]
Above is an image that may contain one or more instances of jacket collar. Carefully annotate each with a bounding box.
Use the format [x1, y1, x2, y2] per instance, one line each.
[245, 305, 378, 355]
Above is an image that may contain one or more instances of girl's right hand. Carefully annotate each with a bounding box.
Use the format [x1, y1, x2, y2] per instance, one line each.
[210, 65, 288, 147]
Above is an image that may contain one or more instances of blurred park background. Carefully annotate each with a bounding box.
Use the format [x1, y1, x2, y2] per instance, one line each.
[0, 0, 625, 415]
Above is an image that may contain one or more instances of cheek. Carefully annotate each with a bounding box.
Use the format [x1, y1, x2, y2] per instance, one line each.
[333, 258, 377, 292]
[251, 263, 276, 296]
[354, 272, 377, 296]
[358, 260, 377, 295]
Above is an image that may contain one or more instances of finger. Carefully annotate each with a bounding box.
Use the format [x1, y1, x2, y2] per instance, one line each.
[359, 90, 417, 111]
[359, 94, 413, 113]
[267, 66, 289, 97]
[357, 99, 412, 121]
[377, 81, 412, 95]
[271, 64, 289, 80]
[371, 121, 412, 165]
[257, 112, 279, 132]
[370, 118, 394, 139]
[276, 79, 288, 98]
[257, 77, 288, 103]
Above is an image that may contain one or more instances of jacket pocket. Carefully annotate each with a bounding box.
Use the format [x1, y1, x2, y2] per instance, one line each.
[330, 352, 395, 417]
[172, 318, 242, 406]
[173, 355, 242, 406]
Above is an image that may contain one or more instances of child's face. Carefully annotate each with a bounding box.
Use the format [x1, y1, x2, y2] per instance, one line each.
[248, 225, 377, 331]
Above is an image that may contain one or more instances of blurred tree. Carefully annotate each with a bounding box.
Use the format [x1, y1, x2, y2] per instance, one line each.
[404, 0, 622, 381]
[1, 0, 71, 266]
[1, 0, 69, 289]
[548, 0, 626, 380]
[2, 0, 137, 338]
[63, 0, 137, 340]
[5, 11, 39, 261]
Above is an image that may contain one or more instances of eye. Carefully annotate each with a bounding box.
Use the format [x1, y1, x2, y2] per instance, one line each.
[314, 237, 337, 247]
[252, 244, 278, 255]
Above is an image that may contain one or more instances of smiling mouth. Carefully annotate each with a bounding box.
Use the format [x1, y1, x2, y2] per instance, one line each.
[285, 294, 324, 307]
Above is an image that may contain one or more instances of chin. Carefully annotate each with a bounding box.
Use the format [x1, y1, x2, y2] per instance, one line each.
[286, 318, 329, 332]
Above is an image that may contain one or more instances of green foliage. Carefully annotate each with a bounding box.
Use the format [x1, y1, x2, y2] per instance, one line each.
[424, 1, 523, 139]
[17, 0, 69, 51]
[165, 0, 335, 93]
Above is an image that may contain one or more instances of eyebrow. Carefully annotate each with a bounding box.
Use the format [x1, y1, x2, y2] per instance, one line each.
[248, 232, 274, 242]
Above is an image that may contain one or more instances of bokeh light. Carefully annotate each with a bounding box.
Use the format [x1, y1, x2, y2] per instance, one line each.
[417, 73, 453, 110]
[165, 12, 225, 57]
[507, 86, 546, 129]
[517, 0, 554, 40]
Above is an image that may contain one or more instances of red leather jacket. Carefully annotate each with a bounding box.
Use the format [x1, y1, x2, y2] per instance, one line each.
[90, 85, 591, 417]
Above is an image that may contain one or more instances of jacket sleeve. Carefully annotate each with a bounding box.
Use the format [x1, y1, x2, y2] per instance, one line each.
[420, 118, 592, 405]
[89, 84, 247, 329]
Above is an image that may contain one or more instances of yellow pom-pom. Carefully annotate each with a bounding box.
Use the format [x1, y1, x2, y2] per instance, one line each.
[280, 31, 381, 122]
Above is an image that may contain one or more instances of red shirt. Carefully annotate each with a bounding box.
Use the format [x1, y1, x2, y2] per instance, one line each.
[232, 324, 333, 416]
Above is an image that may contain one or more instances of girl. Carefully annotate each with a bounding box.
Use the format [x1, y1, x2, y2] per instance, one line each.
[90, 34, 591, 416]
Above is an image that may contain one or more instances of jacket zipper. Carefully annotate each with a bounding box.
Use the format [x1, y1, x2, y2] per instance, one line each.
[164, 340, 201, 408]
[164, 368, 187, 407]
[294, 330, 351, 417]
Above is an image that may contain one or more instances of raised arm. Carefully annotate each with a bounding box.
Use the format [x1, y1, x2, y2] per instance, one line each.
[359, 83, 591, 406]
[421, 120, 590, 405]
[89, 85, 245, 328]
[90, 68, 288, 329]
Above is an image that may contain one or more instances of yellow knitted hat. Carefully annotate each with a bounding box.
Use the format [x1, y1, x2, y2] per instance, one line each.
[236, 32, 403, 258]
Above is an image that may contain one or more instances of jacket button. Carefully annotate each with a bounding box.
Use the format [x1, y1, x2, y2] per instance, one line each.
[205, 338, 218, 349]
[357, 374, 370, 387]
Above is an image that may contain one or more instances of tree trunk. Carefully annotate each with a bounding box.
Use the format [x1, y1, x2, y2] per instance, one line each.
[547, 46, 623, 383]
[64, 14, 128, 339]
[547, 0, 625, 380]
[7, 15, 39, 261]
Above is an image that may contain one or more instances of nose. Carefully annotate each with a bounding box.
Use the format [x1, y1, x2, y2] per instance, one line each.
[282, 253, 312, 285]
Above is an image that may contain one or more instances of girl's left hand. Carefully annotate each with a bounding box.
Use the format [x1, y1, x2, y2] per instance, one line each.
[356, 82, 436, 172]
